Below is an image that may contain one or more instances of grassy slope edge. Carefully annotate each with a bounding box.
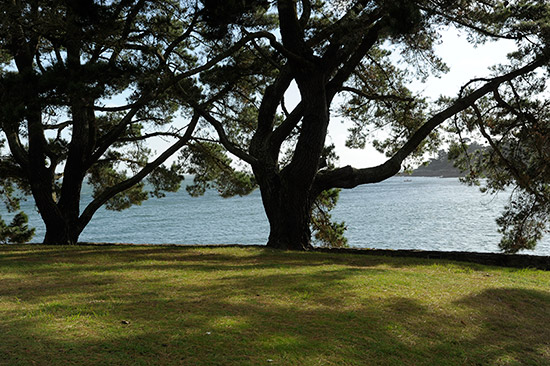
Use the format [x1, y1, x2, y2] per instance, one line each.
[0, 245, 549, 366]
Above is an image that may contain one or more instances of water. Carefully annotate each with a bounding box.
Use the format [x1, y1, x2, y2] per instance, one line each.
[5, 176, 550, 255]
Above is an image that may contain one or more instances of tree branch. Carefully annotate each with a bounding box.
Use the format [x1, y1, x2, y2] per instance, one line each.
[473, 103, 532, 190]
[189, 100, 258, 166]
[250, 39, 283, 70]
[173, 31, 288, 82]
[124, 43, 165, 64]
[305, 0, 374, 49]
[93, 28, 264, 165]
[163, 10, 199, 60]
[277, 0, 314, 67]
[313, 55, 550, 194]
[44, 120, 72, 130]
[118, 130, 186, 142]
[78, 113, 199, 231]
[493, 87, 538, 127]
[255, 65, 294, 137]
[3, 126, 29, 171]
[320, 8, 383, 75]
[421, 5, 524, 42]
[270, 101, 304, 149]
[88, 99, 147, 168]
[340, 86, 414, 103]
[109, 0, 148, 65]
[93, 102, 139, 112]
[326, 20, 384, 101]
[251, 30, 312, 67]
[299, 0, 311, 28]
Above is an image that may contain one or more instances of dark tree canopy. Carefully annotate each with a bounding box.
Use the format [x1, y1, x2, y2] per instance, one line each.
[2, 0, 550, 252]
[0, 0, 250, 244]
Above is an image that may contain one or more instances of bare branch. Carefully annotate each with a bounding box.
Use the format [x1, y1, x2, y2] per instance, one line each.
[118, 130, 186, 142]
[44, 120, 71, 130]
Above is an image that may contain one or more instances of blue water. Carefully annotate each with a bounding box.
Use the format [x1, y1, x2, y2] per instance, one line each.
[5, 176, 550, 255]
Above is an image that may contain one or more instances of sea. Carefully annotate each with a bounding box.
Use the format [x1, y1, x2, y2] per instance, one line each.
[5, 176, 550, 256]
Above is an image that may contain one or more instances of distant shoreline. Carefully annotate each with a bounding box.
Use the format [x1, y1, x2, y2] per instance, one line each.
[398, 171, 463, 178]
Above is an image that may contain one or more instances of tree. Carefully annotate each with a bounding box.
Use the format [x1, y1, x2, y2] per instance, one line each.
[0, 212, 35, 244]
[449, 58, 550, 252]
[182, 0, 550, 250]
[0, 0, 244, 244]
[0, 138, 35, 244]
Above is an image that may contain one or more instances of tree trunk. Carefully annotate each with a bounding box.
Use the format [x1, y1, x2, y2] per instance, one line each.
[254, 170, 314, 250]
[251, 70, 329, 250]
[37, 190, 83, 245]
[262, 186, 312, 250]
[30, 173, 84, 245]
[43, 220, 80, 245]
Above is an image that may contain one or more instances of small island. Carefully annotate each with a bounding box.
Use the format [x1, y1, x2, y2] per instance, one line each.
[409, 150, 463, 177]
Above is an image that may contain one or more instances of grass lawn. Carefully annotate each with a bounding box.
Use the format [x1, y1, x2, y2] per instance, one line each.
[0, 245, 549, 366]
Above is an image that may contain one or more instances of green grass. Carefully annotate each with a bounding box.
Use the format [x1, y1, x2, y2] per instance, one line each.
[0, 245, 549, 366]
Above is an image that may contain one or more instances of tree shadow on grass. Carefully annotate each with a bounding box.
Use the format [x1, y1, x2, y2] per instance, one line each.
[1, 248, 549, 365]
[454, 288, 550, 365]
[2, 288, 549, 365]
[0, 245, 543, 309]
[1, 244, 514, 276]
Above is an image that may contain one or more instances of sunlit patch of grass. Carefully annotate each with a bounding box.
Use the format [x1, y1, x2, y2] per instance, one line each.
[0, 244, 549, 365]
